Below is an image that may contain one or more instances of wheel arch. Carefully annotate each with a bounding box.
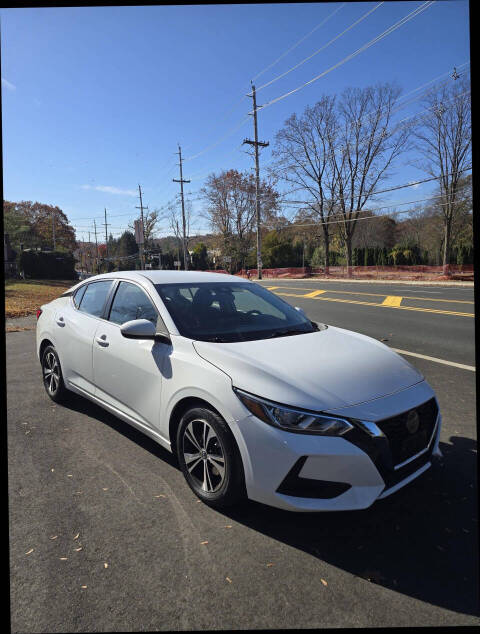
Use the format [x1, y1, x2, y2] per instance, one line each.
[169, 396, 224, 456]
[39, 338, 54, 362]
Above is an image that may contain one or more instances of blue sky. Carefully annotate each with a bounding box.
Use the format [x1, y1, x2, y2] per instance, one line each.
[1, 1, 470, 241]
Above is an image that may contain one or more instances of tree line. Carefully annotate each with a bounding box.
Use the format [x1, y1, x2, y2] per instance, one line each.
[3, 77, 471, 277]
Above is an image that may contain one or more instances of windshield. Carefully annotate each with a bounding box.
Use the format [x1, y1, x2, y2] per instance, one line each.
[155, 282, 317, 342]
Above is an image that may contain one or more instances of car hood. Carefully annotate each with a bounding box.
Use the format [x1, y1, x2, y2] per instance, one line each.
[193, 326, 423, 412]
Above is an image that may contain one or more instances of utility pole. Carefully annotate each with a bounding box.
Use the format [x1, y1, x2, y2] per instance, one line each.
[52, 209, 56, 251]
[173, 144, 190, 271]
[93, 219, 99, 274]
[136, 185, 148, 270]
[88, 231, 91, 274]
[243, 83, 269, 280]
[103, 208, 109, 259]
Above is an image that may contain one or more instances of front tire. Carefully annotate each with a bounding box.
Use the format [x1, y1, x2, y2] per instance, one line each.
[41, 345, 68, 403]
[177, 406, 246, 509]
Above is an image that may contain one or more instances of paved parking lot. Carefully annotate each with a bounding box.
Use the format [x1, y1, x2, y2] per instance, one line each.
[7, 280, 478, 630]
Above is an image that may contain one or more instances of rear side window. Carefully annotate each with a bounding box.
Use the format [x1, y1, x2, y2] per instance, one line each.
[108, 281, 159, 326]
[78, 281, 114, 317]
[73, 285, 87, 308]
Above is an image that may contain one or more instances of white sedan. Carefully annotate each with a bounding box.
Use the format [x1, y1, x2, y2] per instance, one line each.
[36, 270, 442, 511]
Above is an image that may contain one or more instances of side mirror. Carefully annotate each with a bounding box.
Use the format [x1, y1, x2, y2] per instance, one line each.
[294, 306, 307, 318]
[120, 319, 156, 340]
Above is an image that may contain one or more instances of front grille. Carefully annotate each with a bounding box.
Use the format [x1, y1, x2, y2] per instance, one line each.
[375, 398, 438, 466]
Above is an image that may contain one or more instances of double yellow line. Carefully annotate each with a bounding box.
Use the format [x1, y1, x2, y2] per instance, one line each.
[265, 286, 474, 318]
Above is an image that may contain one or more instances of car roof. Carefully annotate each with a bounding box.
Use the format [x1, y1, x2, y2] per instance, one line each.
[83, 270, 248, 285]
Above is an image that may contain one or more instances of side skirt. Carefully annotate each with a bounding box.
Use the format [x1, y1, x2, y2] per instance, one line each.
[65, 381, 172, 453]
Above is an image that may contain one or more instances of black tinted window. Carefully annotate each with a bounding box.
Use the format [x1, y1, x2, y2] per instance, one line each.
[109, 281, 158, 326]
[155, 282, 314, 342]
[78, 281, 114, 317]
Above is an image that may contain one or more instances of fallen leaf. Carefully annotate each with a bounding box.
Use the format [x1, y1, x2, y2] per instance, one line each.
[60, 557, 68, 561]
[67, 474, 73, 478]
[74, 547, 83, 552]
[266, 563, 274, 567]
[436, 545, 446, 552]
[224, 525, 232, 529]
[226, 577, 232, 583]
[200, 541, 208, 545]
[50, 468, 55, 472]
[25, 431, 30, 435]
[73, 533, 80, 540]
[104, 563, 108, 569]
[25, 549, 34, 555]
[102, 488, 108, 491]
[321, 579, 328, 586]
[81, 585, 87, 589]
[50, 535, 58, 540]
[74, 491, 82, 494]
[154, 494, 166, 498]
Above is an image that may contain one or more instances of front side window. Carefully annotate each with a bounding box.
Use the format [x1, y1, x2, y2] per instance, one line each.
[73, 284, 87, 308]
[155, 282, 315, 342]
[78, 281, 114, 317]
[108, 281, 158, 326]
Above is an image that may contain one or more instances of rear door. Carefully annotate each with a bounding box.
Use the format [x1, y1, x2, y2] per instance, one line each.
[55, 279, 115, 394]
[92, 280, 169, 431]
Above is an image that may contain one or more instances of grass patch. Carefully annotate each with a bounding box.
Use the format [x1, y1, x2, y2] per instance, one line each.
[5, 279, 74, 318]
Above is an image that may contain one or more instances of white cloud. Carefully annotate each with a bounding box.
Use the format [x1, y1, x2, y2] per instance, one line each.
[80, 185, 137, 196]
[408, 180, 421, 190]
[2, 77, 16, 91]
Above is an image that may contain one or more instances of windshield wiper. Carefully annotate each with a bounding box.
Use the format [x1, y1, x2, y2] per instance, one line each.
[267, 328, 311, 339]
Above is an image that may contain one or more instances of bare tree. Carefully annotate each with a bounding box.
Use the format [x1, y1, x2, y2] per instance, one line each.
[412, 76, 471, 274]
[128, 208, 161, 250]
[168, 200, 191, 269]
[331, 83, 409, 276]
[271, 96, 338, 274]
[201, 169, 278, 271]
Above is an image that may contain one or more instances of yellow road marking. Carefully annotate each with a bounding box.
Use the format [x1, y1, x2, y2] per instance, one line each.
[258, 282, 474, 304]
[272, 291, 474, 318]
[382, 295, 403, 307]
[303, 290, 327, 298]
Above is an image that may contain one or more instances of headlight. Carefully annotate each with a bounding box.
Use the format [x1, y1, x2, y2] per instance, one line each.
[234, 388, 353, 436]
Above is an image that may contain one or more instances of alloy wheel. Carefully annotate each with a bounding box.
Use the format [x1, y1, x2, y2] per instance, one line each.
[43, 351, 60, 395]
[182, 419, 226, 493]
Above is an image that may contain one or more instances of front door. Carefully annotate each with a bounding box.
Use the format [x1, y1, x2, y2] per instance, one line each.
[92, 281, 169, 431]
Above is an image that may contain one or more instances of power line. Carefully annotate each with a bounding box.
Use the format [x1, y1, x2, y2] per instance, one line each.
[252, 2, 347, 83]
[255, 1, 436, 113]
[185, 116, 250, 162]
[256, 2, 384, 93]
[264, 192, 471, 229]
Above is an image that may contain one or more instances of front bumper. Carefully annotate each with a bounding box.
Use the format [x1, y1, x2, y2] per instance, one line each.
[233, 380, 441, 512]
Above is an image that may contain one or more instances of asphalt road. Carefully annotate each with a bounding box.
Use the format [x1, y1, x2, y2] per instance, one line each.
[7, 282, 478, 631]
[257, 279, 475, 367]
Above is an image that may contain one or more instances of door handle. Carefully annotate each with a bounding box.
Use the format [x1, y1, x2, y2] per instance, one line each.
[96, 334, 109, 347]
[56, 316, 65, 327]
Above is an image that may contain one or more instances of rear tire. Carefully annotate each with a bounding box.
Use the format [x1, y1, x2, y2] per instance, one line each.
[177, 406, 246, 509]
[41, 345, 69, 403]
